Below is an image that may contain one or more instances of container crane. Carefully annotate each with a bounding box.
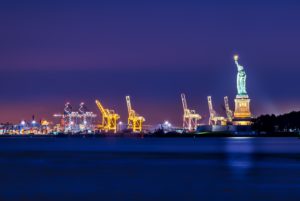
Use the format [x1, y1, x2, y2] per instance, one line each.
[79, 102, 96, 132]
[53, 102, 80, 133]
[224, 96, 233, 123]
[126, 96, 145, 133]
[95, 99, 120, 133]
[207, 96, 226, 125]
[181, 93, 201, 131]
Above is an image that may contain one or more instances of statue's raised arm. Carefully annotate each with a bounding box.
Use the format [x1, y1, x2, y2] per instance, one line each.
[234, 55, 244, 71]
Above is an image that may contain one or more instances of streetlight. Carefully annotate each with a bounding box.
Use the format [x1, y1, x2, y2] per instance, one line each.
[118, 121, 123, 132]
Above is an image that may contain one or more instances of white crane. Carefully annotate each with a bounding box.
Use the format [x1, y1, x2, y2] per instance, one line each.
[181, 93, 201, 131]
[207, 96, 226, 125]
[224, 96, 233, 123]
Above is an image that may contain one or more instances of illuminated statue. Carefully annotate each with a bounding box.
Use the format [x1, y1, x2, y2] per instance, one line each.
[232, 54, 252, 125]
[234, 55, 247, 96]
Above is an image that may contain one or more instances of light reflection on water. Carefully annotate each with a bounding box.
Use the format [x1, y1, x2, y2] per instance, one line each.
[225, 137, 254, 178]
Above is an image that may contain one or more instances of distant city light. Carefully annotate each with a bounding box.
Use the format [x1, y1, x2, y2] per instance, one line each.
[164, 121, 172, 127]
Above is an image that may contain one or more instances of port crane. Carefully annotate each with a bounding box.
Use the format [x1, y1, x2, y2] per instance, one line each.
[224, 96, 233, 123]
[207, 96, 226, 125]
[53, 102, 79, 133]
[126, 96, 145, 133]
[181, 93, 201, 131]
[95, 99, 120, 133]
[79, 102, 97, 131]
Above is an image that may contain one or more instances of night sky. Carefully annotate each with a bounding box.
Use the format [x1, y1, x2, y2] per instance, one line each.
[0, 0, 300, 126]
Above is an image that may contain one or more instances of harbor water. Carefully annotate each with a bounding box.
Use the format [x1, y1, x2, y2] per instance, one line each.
[0, 137, 299, 200]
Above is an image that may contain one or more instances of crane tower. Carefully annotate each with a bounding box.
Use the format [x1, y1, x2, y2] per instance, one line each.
[126, 96, 145, 133]
[207, 96, 226, 126]
[95, 100, 120, 133]
[224, 96, 233, 123]
[181, 93, 201, 131]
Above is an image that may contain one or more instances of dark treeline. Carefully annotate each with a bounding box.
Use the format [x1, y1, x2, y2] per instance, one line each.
[252, 111, 300, 132]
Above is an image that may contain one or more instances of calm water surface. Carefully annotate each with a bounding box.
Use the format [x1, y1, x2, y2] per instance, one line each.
[0, 137, 299, 201]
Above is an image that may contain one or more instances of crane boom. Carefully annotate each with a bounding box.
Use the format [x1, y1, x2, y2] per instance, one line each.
[207, 96, 214, 115]
[181, 93, 188, 111]
[95, 99, 120, 133]
[95, 100, 107, 116]
[126, 96, 132, 115]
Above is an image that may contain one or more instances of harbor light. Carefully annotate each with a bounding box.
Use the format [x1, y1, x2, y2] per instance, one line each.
[164, 121, 172, 128]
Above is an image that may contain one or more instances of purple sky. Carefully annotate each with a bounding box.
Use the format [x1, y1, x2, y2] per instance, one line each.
[0, 0, 300, 125]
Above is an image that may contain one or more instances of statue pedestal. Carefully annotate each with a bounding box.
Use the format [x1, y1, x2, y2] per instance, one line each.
[233, 95, 252, 126]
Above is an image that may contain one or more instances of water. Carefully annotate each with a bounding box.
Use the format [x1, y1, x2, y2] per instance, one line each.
[0, 137, 299, 201]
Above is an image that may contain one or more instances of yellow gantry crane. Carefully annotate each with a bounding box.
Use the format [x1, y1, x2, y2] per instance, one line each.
[207, 96, 226, 125]
[224, 96, 233, 123]
[95, 99, 120, 133]
[181, 93, 201, 131]
[126, 96, 145, 133]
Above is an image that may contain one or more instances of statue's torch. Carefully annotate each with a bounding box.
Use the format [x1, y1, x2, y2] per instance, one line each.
[234, 54, 239, 61]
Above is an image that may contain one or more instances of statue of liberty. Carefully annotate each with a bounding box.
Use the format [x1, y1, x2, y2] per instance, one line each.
[234, 55, 247, 96]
